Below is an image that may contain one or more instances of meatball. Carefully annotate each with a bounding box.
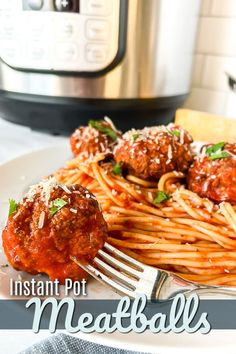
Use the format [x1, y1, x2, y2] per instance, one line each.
[113, 124, 194, 180]
[2, 177, 107, 284]
[70, 118, 120, 158]
[187, 143, 236, 203]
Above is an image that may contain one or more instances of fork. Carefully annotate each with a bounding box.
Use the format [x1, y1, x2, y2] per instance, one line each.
[71, 242, 236, 301]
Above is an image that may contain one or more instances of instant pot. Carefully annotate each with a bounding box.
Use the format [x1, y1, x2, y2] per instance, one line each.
[0, 0, 200, 133]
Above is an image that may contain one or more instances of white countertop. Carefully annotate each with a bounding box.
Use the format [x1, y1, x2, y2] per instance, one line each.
[0, 118, 67, 353]
[0, 118, 67, 163]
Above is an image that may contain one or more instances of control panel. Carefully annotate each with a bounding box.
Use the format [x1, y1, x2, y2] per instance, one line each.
[0, 0, 123, 73]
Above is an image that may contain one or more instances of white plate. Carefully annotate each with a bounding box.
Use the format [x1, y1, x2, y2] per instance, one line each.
[0, 143, 236, 353]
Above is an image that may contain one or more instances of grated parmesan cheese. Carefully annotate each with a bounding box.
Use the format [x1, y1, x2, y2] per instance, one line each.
[38, 211, 45, 229]
[100, 142, 105, 151]
[26, 176, 60, 206]
[180, 129, 185, 145]
[104, 116, 118, 132]
[70, 208, 77, 214]
[61, 185, 72, 194]
[167, 145, 173, 160]
[111, 189, 117, 196]
[25, 177, 75, 208]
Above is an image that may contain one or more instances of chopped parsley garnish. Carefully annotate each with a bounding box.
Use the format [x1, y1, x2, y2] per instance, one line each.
[89, 120, 117, 142]
[112, 162, 122, 175]
[153, 191, 170, 205]
[167, 129, 180, 138]
[49, 198, 67, 216]
[206, 142, 225, 155]
[132, 133, 140, 141]
[208, 151, 231, 160]
[205, 142, 231, 160]
[8, 199, 18, 216]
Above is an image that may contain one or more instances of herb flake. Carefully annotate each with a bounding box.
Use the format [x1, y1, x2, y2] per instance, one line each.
[132, 133, 140, 141]
[112, 163, 122, 175]
[208, 151, 231, 160]
[167, 129, 180, 138]
[205, 142, 231, 160]
[8, 199, 18, 216]
[89, 120, 117, 141]
[49, 198, 67, 216]
[206, 142, 225, 155]
[153, 191, 170, 205]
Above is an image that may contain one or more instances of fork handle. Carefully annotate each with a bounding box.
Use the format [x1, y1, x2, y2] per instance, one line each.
[192, 286, 236, 298]
[157, 272, 236, 300]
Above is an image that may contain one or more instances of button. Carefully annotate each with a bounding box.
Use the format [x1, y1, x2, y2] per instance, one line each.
[30, 24, 45, 38]
[57, 21, 76, 39]
[80, 0, 111, 16]
[28, 19, 45, 39]
[56, 42, 78, 61]
[2, 45, 17, 59]
[86, 20, 109, 41]
[28, 43, 47, 60]
[86, 43, 108, 63]
[2, 22, 15, 39]
[26, 0, 44, 10]
[1, 40, 21, 59]
[54, 0, 77, 12]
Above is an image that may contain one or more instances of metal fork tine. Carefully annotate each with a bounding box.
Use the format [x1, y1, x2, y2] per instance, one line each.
[71, 256, 135, 298]
[98, 249, 141, 278]
[103, 242, 145, 270]
[93, 256, 137, 288]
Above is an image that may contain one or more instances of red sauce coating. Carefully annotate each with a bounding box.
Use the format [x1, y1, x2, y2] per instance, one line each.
[187, 144, 236, 203]
[2, 181, 107, 284]
[114, 125, 194, 181]
[70, 120, 120, 158]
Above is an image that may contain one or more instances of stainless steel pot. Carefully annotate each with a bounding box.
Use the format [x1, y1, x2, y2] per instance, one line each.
[0, 0, 201, 133]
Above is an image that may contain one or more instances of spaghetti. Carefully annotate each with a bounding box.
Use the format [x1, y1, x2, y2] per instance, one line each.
[54, 155, 236, 286]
